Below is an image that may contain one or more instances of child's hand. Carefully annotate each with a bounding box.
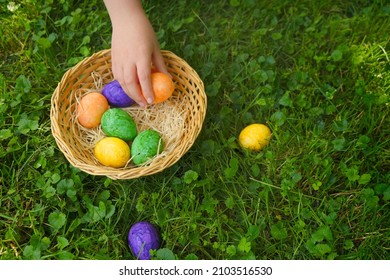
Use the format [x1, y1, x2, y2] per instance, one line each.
[104, 0, 169, 106]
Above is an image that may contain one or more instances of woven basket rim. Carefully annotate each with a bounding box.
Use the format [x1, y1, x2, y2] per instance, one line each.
[50, 49, 207, 180]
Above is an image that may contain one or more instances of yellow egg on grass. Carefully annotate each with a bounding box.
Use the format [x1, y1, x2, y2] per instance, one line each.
[239, 123, 272, 151]
[94, 137, 130, 168]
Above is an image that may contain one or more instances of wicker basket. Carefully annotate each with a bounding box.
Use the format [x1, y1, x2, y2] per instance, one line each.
[50, 49, 206, 180]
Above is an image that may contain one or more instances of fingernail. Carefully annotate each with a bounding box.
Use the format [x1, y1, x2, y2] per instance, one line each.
[147, 98, 153, 104]
[139, 102, 146, 107]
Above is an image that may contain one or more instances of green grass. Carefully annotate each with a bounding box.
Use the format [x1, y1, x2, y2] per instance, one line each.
[1, 0, 389, 260]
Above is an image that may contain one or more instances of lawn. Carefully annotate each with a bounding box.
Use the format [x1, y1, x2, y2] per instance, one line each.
[0, 0, 389, 260]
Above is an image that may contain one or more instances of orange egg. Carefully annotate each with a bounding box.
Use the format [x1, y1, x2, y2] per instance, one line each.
[77, 92, 109, 128]
[141, 72, 174, 104]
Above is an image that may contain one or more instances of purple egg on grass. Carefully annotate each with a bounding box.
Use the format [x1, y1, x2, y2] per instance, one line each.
[102, 80, 135, 108]
[128, 221, 160, 260]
